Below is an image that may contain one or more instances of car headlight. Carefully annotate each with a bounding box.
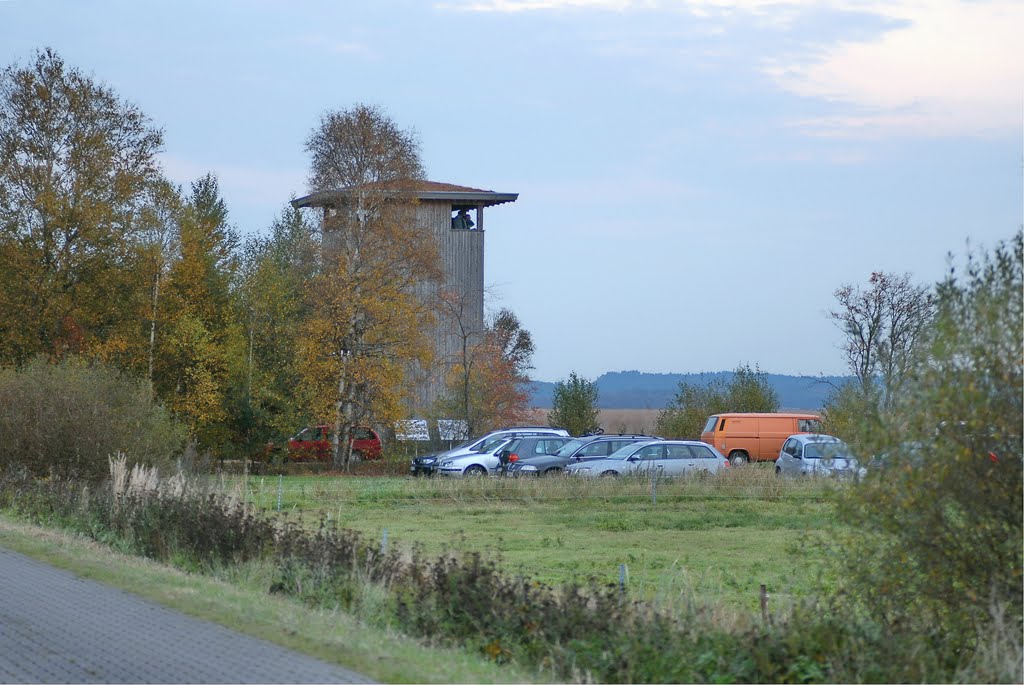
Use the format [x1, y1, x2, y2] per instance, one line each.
[440, 460, 452, 468]
[570, 466, 591, 474]
[422, 457, 435, 464]
[520, 464, 538, 471]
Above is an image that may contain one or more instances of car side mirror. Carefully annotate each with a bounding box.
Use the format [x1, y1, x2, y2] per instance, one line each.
[627, 456, 639, 463]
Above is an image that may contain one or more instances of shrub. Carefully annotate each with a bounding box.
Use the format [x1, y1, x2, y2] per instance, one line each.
[656, 364, 779, 439]
[0, 357, 187, 481]
[831, 232, 1023, 658]
[547, 371, 600, 435]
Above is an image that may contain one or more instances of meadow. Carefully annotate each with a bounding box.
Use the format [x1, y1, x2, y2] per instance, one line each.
[243, 464, 842, 611]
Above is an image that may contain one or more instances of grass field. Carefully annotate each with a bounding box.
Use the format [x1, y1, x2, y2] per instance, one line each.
[523, 408, 662, 435]
[243, 465, 842, 612]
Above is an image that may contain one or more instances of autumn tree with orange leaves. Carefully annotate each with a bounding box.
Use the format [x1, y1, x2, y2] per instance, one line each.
[434, 306, 535, 438]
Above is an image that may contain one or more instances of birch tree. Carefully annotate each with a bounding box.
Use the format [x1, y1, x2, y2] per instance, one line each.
[300, 104, 440, 469]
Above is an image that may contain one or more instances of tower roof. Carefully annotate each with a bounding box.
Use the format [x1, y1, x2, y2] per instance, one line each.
[291, 180, 518, 212]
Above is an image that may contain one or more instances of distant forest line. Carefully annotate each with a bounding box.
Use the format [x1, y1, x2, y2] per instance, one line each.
[528, 370, 850, 411]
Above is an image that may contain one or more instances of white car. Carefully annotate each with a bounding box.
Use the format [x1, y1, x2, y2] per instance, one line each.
[437, 438, 515, 477]
[775, 434, 865, 479]
[564, 440, 729, 478]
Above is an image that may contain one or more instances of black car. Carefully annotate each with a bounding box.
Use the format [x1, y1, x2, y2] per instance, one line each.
[505, 434, 660, 476]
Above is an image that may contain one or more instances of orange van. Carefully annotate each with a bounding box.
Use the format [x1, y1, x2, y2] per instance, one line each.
[700, 413, 822, 465]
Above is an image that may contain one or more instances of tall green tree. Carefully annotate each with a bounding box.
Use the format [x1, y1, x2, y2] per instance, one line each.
[154, 174, 239, 449]
[655, 363, 779, 439]
[548, 371, 600, 436]
[0, 48, 164, 365]
[228, 203, 319, 453]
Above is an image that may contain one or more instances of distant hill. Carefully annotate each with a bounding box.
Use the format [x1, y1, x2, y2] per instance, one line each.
[528, 370, 850, 411]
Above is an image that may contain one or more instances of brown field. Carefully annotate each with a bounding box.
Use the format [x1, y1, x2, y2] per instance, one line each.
[525, 408, 662, 435]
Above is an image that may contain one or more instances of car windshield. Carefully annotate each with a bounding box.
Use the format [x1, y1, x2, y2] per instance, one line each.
[804, 441, 852, 459]
[443, 438, 477, 452]
[606, 443, 644, 461]
[554, 439, 589, 457]
[476, 436, 512, 453]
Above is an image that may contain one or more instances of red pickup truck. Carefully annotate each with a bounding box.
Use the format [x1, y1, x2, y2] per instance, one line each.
[283, 425, 383, 462]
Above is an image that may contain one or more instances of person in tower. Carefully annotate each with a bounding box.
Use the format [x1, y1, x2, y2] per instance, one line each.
[451, 209, 475, 230]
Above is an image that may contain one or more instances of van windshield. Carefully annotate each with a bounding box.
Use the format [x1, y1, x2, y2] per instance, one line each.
[703, 416, 719, 433]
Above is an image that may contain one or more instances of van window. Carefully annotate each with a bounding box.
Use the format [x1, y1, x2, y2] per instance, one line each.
[798, 419, 823, 432]
[703, 416, 719, 433]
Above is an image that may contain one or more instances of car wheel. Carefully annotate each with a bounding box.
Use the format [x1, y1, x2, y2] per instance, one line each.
[351, 450, 364, 463]
[729, 452, 748, 466]
[464, 465, 487, 477]
[543, 467, 561, 476]
[775, 465, 782, 476]
[599, 470, 619, 478]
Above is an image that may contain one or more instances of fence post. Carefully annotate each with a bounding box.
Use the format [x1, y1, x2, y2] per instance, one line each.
[651, 465, 662, 505]
[760, 583, 770, 625]
[276, 474, 283, 512]
[381, 528, 389, 554]
[619, 563, 628, 597]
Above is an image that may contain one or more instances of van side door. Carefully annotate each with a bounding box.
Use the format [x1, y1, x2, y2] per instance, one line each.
[723, 415, 758, 460]
[757, 417, 794, 461]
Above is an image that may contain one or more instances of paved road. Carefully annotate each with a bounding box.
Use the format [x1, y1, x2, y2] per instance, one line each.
[0, 546, 373, 683]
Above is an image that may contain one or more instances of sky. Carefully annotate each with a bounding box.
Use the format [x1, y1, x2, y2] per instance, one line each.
[2, 0, 1021, 383]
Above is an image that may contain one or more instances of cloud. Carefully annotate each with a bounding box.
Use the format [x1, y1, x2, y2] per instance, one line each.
[764, 0, 1024, 137]
[442, 0, 1021, 139]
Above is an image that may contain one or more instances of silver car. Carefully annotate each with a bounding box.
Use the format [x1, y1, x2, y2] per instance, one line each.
[437, 438, 515, 477]
[563, 440, 729, 478]
[775, 434, 865, 478]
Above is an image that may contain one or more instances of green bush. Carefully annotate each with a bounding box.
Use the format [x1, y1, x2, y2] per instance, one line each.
[831, 232, 1023, 658]
[657, 364, 780, 439]
[0, 357, 187, 481]
[548, 371, 600, 435]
